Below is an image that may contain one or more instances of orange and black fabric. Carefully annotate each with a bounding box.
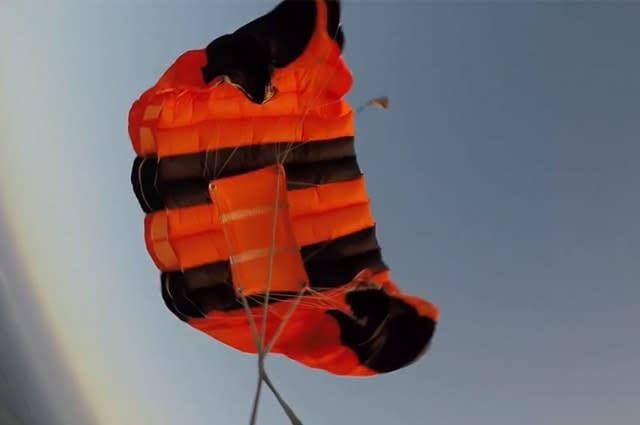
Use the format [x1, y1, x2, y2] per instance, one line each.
[128, 0, 439, 376]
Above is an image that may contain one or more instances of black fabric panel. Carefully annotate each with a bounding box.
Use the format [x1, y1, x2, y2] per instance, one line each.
[162, 273, 290, 317]
[161, 272, 205, 321]
[133, 157, 361, 211]
[201, 1, 345, 103]
[131, 137, 359, 213]
[300, 226, 380, 264]
[152, 157, 361, 210]
[327, 290, 436, 374]
[131, 156, 163, 213]
[302, 226, 388, 288]
[233, 0, 317, 68]
[284, 157, 360, 188]
[160, 137, 355, 181]
[162, 226, 387, 319]
[182, 262, 231, 289]
[231, 0, 344, 68]
[201, 32, 274, 103]
[161, 271, 248, 319]
[161, 180, 212, 211]
[304, 249, 387, 289]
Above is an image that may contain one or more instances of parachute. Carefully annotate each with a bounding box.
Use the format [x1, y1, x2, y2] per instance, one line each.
[128, 0, 438, 406]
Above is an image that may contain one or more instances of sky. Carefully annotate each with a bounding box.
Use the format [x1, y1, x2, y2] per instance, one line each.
[1, 1, 639, 425]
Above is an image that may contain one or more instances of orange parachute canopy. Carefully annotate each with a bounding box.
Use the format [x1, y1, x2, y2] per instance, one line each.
[128, 0, 438, 376]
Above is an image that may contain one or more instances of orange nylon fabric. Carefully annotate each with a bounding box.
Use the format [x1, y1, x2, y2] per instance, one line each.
[210, 165, 309, 296]
[189, 294, 376, 376]
[187, 268, 439, 377]
[128, 0, 352, 158]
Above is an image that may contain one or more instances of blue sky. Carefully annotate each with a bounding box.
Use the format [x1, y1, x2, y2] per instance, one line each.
[1, 1, 639, 424]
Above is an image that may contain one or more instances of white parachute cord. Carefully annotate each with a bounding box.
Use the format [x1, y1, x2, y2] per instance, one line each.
[253, 285, 307, 425]
[213, 115, 306, 425]
[246, 160, 306, 425]
[262, 370, 303, 425]
[238, 290, 266, 425]
[209, 186, 268, 425]
[218, 104, 305, 425]
[247, 163, 284, 425]
[244, 308, 307, 425]
[258, 165, 283, 351]
[264, 286, 307, 355]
